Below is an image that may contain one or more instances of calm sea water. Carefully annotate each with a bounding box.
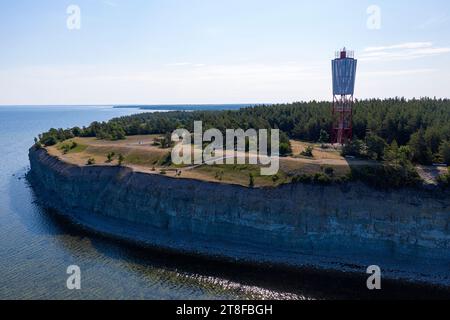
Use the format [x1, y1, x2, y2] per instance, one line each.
[0, 105, 308, 300]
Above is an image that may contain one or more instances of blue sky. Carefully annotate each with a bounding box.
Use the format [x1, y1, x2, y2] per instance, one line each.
[1, 0, 449, 105]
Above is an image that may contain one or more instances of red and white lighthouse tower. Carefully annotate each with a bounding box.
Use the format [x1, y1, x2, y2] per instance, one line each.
[331, 48, 357, 145]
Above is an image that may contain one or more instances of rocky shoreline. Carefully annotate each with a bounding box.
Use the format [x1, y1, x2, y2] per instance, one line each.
[28, 147, 450, 287]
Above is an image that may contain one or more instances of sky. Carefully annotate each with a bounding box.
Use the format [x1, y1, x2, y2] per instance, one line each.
[0, 0, 450, 105]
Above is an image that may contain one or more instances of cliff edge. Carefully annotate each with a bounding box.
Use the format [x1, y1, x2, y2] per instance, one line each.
[28, 147, 450, 286]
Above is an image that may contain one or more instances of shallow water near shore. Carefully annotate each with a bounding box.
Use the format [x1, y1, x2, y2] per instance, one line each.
[1, 105, 449, 300]
[0, 105, 303, 299]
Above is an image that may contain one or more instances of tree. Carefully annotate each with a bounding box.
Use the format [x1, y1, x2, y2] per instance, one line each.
[384, 140, 399, 162]
[301, 145, 314, 157]
[319, 129, 330, 146]
[42, 135, 58, 146]
[249, 173, 255, 188]
[158, 133, 174, 149]
[106, 152, 116, 163]
[440, 141, 450, 165]
[342, 139, 364, 158]
[37, 98, 450, 161]
[398, 145, 413, 162]
[279, 131, 292, 156]
[279, 143, 292, 157]
[323, 166, 334, 177]
[118, 153, 125, 166]
[72, 127, 82, 136]
[437, 167, 450, 188]
[366, 134, 387, 160]
[408, 130, 433, 165]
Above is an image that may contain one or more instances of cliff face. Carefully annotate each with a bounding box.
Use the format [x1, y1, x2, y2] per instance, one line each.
[28, 148, 450, 285]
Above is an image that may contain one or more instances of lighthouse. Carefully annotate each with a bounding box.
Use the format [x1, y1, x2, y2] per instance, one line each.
[331, 48, 357, 145]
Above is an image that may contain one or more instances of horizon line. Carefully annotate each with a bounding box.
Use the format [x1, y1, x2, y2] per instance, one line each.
[1, 96, 449, 107]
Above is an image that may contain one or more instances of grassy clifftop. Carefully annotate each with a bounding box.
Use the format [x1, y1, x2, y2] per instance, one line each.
[42, 134, 440, 189]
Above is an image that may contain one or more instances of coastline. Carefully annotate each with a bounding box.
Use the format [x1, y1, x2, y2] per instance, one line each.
[28, 147, 450, 287]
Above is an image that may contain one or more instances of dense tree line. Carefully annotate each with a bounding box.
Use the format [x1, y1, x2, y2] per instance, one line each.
[38, 98, 450, 164]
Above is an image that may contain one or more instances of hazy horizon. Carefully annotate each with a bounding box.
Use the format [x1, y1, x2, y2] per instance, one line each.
[1, 0, 450, 105]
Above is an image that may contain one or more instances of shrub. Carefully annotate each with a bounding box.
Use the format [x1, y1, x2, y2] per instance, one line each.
[323, 166, 334, 177]
[437, 167, 450, 188]
[159, 152, 172, 166]
[342, 139, 365, 158]
[279, 142, 292, 157]
[249, 173, 255, 188]
[313, 172, 332, 185]
[439, 141, 450, 165]
[366, 134, 387, 160]
[86, 158, 96, 165]
[215, 171, 224, 181]
[292, 173, 332, 185]
[335, 174, 351, 184]
[301, 145, 314, 157]
[398, 145, 413, 162]
[350, 163, 421, 189]
[157, 133, 174, 149]
[61, 144, 71, 154]
[118, 153, 125, 166]
[106, 152, 116, 163]
[34, 141, 43, 150]
[408, 130, 433, 165]
[42, 136, 58, 147]
[319, 129, 330, 146]
[292, 174, 313, 184]
[437, 173, 449, 188]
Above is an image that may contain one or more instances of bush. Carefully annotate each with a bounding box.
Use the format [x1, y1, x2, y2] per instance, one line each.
[437, 167, 450, 187]
[439, 141, 450, 165]
[42, 135, 58, 146]
[398, 145, 413, 162]
[323, 166, 334, 177]
[437, 173, 449, 188]
[313, 173, 332, 185]
[291, 173, 332, 185]
[350, 163, 421, 189]
[366, 134, 387, 160]
[319, 129, 330, 146]
[159, 152, 172, 166]
[61, 144, 71, 154]
[86, 158, 96, 165]
[279, 142, 292, 157]
[292, 174, 313, 184]
[249, 173, 255, 188]
[408, 130, 433, 165]
[157, 133, 174, 149]
[301, 145, 314, 157]
[342, 139, 365, 158]
[118, 153, 125, 166]
[106, 152, 116, 163]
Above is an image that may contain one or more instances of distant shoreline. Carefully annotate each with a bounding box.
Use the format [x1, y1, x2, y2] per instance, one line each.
[113, 104, 261, 111]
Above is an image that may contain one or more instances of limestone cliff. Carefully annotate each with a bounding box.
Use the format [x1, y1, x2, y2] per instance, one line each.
[28, 147, 450, 286]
